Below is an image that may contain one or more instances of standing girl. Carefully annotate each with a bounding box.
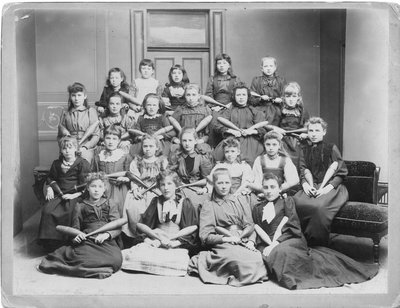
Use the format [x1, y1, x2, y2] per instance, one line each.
[168, 127, 213, 206]
[95, 67, 133, 116]
[207, 137, 253, 196]
[278, 82, 310, 170]
[188, 168, 268, 287]
[121, 170, 200, 276]
[250, 56, 286, 126]
[121, 134, 169, 248]
[252, 131, 299, 194]
[38, 136, 90, 251]
[58, 82, 100, 163]
[171, 84, 213, 151]
[38, 172, 123, 279]
[252, 173, 378, 290]
[161, 64, 190, 113]
[91, 125, 131, 217]
[213, 84, 266, 166]
[293, 117, 348, 247]
[129, 93, 175, 157]
[99, 92, 136, 153]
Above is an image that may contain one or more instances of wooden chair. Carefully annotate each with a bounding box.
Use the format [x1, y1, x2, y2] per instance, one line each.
[331, 161, 388, 263]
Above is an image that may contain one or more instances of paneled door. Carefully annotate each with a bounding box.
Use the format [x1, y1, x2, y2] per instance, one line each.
[147, 51, 209, 91]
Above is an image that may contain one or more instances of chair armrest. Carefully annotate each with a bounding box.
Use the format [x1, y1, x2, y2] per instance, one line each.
[373, 167, 380, 204]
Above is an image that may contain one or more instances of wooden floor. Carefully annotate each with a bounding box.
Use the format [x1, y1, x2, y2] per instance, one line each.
[8, 210, 388, 308]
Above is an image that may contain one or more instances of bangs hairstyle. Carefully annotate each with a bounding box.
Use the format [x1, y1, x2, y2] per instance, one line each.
[58, 136, 78, 150]
[231, 83, 251, 105]
[261, 56, 277, 66]
[214, 53, 235, 77]
[222, 136, 240, 149]
[106, 67, 129, 88]
[140, 134, 163, 157]
[262, 172, 282, 187]
[108, 92, 123, 104]
[283, 82, 303, 106]
[305, 117, 328, 131]
[184, 83, 201, 96]
[139, 58, 155, 70]
[67, 82, 88, 111]
[142, 93, 166, 114]
[211, 167, 231, 185]
[263, 131, 283, 143]
[179, 126, 198, 142]
[168, 65, 190, 85]
[104, 124, 122, 139]
[157, 169, 182, 188]
[83, 172, 109, 198]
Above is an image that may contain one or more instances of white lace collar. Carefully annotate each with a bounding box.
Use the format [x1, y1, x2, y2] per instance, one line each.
[98, 148, 125, 162]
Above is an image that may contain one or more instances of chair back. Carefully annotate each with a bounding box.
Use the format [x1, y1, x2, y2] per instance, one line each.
[343, 160, 379, 204]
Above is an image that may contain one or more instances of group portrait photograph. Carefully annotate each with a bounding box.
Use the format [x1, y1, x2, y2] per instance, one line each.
[1, 1, 400, 308]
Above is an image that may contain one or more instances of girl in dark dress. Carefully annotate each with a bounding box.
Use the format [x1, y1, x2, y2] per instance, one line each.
[95, 67, 134, 116]
[38, 172, 123, 279]
[38, 136, 90, 251]
[278, 82, 310, 171]
[250, 56, 286, 126]
[121, 170, 200, 276]
[252, 173, 378, 290]
[129, 93, 175, 157]
[213, 84, 266, 166]
[293, 117, 349, 247]
[188, 168, 268, 287]
[161, 64, 190, 114]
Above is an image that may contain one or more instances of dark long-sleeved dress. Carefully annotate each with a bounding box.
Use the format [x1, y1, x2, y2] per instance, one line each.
[95, 83, 134, 109]
[39, 198, 123, 279]
[38, 157, 90, 243]
[278, 104, 310, 171]
[293, 142, 349, 246]
[162, 82, 187, 111]
[213, 104, 266, 166]
[121, 195, 200, 276]
[252, 197, 378, 290]
[91, 149, 132, 216]
[250, 74, 286, 126]
[129, 114, 175, 157]
[188, 195, 268, 287]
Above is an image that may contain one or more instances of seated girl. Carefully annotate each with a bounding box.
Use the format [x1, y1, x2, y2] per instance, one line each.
[121, 170, 200, 276]
[38, 172, 123, 279]
[207, 137, 253, 196]
[213, 84, 266, 166]
[38, 136, 90, 251]
[252, 173, 378, 290]
[168, 127, 213, 207]
[293, 117, 348, 247]
[188, 168, 268, 287]
[121, 134, 169, 248]
[252, 131, 299, 195]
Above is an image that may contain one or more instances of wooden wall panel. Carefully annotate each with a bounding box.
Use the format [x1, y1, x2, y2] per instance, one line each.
[154, 57, 175, 86]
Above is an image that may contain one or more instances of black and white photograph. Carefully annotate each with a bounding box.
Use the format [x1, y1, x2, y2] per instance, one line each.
[2, 1, 400, 307]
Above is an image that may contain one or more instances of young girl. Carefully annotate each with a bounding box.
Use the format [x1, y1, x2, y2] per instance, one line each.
[130, 59, 163, 113]
[95, 67, 133, 116]
[38, 136, 90, 251]
[278, 82, 310, 170]
[168, 127, 213, 207]
[171, 83, 213, 149]
[208, 137, 253, 195]
[205, 53, 242, 109]
[58, 82, 100, 163]
[293, 117, 348, 247]
[213, 84, 266, 166]
[99, 93, 136, 153]
[250, 56, 286, 126]
[252, 131, 299, 194]
[205, 53, 242, 147]
[129, 93, 175, 157]
[161, 64, 190, 113]
[121, 170, 200, 276]
[91, 125, 132, 217]
[188, 168, 268, 287]
[252, 173, 378, 290]
[38, 172, 123, 279]
[121, 134, 169, 248]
